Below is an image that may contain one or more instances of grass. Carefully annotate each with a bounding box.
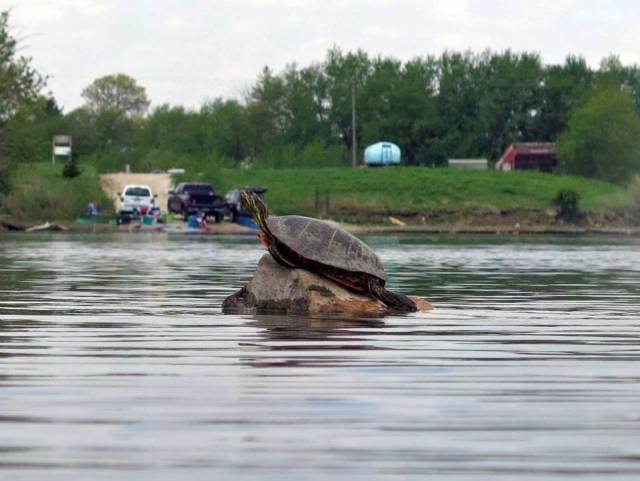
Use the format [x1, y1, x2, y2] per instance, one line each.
[1, 163, 629, 224]
[211, 167, 625, 216]
[0, 162, 113, 222]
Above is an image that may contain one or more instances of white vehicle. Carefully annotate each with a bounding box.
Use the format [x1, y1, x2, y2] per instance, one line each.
[118, 184, 156, 214]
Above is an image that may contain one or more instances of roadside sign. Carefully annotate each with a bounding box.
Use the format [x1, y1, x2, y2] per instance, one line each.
[52, 135, 72, 164]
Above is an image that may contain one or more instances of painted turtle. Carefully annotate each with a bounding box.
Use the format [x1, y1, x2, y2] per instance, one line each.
[240, 190, 417, 312]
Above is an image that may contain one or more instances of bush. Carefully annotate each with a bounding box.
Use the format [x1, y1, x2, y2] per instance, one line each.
[553, 189, 580, 221]
[1, 183, 66, 220]
[62, 157, 82, 178]
[627, 175, 640, 210]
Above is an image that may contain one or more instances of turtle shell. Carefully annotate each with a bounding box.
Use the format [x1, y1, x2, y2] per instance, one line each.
[266, 215, 387, 282]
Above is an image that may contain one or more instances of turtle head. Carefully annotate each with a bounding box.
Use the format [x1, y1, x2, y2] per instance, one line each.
[240, 189, 269, 227]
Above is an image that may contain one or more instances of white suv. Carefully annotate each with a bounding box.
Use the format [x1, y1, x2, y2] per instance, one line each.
[118, 184, 156, 214]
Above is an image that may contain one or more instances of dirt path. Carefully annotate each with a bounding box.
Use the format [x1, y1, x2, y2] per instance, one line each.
[100, 173, 173, 212]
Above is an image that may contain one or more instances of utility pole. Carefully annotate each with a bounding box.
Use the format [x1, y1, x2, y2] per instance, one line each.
[351, 77, 357, 168]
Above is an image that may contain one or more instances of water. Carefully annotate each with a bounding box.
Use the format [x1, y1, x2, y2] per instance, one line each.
[1, 232, 640, 480]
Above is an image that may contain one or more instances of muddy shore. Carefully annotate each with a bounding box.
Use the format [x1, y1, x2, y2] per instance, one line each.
[2, 217, 640, 237]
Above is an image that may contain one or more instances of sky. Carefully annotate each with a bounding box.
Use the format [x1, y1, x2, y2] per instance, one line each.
[3, 0, 640, 113]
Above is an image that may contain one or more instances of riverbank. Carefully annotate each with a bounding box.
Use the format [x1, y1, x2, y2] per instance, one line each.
[3, 216, 640, 237]
[2, 163, 638, 235]
[0, 163, 113, 222]
[213, 166, 627, 214]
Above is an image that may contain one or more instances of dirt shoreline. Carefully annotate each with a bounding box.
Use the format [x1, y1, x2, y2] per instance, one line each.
[346, 224, 640, 236]
[2, 218, 640, 237]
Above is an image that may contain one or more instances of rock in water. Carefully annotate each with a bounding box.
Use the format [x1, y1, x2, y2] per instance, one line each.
[223, 253, 432, 316]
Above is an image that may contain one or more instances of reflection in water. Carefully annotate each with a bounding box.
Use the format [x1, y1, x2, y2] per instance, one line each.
[0, 233, 640, 480]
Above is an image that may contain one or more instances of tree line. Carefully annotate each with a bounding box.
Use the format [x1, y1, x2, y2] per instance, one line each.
[2, 9, 640, 190]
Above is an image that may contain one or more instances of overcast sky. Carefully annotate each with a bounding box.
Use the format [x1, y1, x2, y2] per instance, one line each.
[3, 0, 639, 113]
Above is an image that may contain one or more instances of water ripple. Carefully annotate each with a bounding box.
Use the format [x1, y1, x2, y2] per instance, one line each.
[1, 233, 640, 480]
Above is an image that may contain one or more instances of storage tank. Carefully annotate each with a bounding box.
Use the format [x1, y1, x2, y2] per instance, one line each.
[364, 142, 401, 166]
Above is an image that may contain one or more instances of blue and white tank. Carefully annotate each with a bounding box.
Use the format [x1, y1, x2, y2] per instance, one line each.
[364, 142, 401, 166]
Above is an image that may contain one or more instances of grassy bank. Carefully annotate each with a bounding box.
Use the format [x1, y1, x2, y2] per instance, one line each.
[209, 167, 625, 217]
[1, 163, 631, 228]
[0, 162, 112, 222]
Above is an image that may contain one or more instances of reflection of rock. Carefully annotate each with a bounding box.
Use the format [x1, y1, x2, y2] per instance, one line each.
[223, 253, 432, 316]
[247, 314, 387, 340]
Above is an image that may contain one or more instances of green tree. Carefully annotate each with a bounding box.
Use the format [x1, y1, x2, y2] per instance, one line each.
[281, 63, 330, 145]
[360, 56, 439, 165]
[144, 104, 206, 155]
[556, 87, 640, 183]
[0, 10, 46, 193]
[92, 108, 141, 150]
[64, 107, 100, 157]
[435, 51, 485, 162]
[201, 98, 251, 163]
[63, 106, 142, 171]
[69, 74, 149, 165]
[245, 66, 288, 156]
[81, 74, 150, 116]
[0, 11, 46, 122]
[324, 48, 372, 152]
[477, 51, 544, 159]
[596, 55, 640, 112]
[534, 56, 592, 141]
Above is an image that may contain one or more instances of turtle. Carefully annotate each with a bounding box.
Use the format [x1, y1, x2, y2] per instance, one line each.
[240, 190, 417, 312]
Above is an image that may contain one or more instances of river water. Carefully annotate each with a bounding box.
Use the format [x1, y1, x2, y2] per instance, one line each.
[1, 233, 639, 480]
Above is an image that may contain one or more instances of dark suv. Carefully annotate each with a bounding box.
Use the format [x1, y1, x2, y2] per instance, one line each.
[225, 186, 267, 222]
[168, 183, 226, 223]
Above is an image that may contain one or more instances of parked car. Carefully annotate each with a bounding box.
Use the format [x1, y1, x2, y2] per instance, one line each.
[225, 186, 267, 222]
[167, 182, 226, 223]
[118, 184, 156, 215]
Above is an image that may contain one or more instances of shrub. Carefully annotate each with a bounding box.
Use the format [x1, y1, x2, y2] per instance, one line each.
[62, 157, 82, 178]
[627, 175, 640, 210]
[1, 182, 68, 220]
[553, 189, 580, 221]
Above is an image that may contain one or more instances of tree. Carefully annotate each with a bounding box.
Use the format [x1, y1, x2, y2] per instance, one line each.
[0, 10, 46, 193]
[436, 51, 485, 161]
[534, 56, 592, 141]
[360, 56, 439, 165]
[201, 98, 251, 163]
[74, 74, 148, 164]
[245, 66, 289, 155]
[324, 48, 372, 151]
[477, 51, 545, 159]
[596, 55, 640, 112]
[81, 74, 150, 116]
[0, 11, 46, 123]
[556, 87, 640, 183]
[281, 63, 330, 145]
[144, 104, 206, 155]
[64, 107, 100, 157]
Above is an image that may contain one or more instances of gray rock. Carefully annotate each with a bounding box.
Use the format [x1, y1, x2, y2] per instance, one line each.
[223, 253, 432, 316]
